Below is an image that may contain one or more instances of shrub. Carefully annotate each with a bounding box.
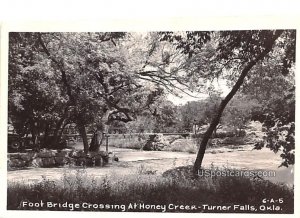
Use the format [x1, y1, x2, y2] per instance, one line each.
[164, 139, 198, 153]
[109, 137, 144, 150]
[163, 135, 184, 144]
[220, 137, 246, 145]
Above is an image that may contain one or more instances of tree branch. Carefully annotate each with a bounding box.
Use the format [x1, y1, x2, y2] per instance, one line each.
[37, 33, 76, 105]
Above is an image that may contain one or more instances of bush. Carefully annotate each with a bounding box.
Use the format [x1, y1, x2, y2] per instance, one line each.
[164, 139, 198, 153]
[214, 131, 236, 138]
[219, 137, 246, 145]
[163, 135, 184, 144]
[109, 137, 144, 149]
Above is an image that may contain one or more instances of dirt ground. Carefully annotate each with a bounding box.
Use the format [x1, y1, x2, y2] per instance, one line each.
[7, 145, 294, 186]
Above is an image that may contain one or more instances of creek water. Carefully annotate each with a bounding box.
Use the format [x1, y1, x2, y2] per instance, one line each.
[7, 146, 293, 186]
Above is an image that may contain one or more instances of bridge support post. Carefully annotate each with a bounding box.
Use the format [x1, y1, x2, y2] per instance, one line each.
[105, 134, 109, 152]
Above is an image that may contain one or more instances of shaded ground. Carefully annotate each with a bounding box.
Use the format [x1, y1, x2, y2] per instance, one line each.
[7, 145, 294, 186]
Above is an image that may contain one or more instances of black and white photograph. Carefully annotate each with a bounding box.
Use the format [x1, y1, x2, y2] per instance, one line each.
[3, 29, 295, 214]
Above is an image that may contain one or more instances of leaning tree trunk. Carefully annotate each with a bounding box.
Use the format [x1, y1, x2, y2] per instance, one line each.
[193, 30, 283, 173]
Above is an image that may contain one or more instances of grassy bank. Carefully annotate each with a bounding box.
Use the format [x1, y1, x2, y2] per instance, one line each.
[7, 166, 293, 213]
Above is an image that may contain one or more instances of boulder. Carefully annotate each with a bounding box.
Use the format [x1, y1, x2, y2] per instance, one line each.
[56, 149, 71, 157]
[7, 149, 118, 169]
[102, 155, 110, 164]
[54, 157, 68, 166]
[32, 157, 56, 167]
[85, 157, 94, 167]
[143, 134, 167, 151]
[102, 152, 115, 164]
[75, 157, 87, 166]
[19, 153, 35, 162]
[94, 155, 103, 166]
[70, 150, 86, 158]
[37, 150, 57, 158]
[8, 158, 26, 168]
[32, 157, 43, 167]
[8, 153, 21, 159]
[88, 151, 101, 158]
[42, 157, 56, 167]
[113, 155, 119, 162]
[99, 151, 109, 156]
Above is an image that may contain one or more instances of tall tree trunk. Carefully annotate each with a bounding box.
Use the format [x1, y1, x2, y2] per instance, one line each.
[193, 30, 283, 173]
[53, 107, 69, 146]
[77, 119, 89, 153]
[88, 111, 110, 152]
[43, 123, 49, 147]
[89, 129, 104, 152]
[30, 119, 40, 150]
[38, 34, 89, 151]
[58, 122, 67, 139]
[53, 117, 65, 146]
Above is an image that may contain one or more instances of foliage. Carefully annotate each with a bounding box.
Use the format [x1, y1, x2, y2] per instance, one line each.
[222, 94, 261, 133]
[253, 87, 295, 167]
[8, 33, 69, 147]
[150, 100, 181, 132]
[124, 115, 156, 133]
[108, 136, 145, 150]
[8, 32, 180, 151]
[164, 138, 198, 154]
[241, 39, 295, 167]
[179, 93, 222, 132]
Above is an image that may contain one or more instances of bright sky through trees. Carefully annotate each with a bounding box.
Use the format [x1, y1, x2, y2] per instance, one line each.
[168, 79, 230, 105]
